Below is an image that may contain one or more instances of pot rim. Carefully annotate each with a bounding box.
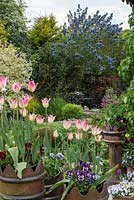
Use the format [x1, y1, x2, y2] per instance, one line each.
[0, 171, 46, 183]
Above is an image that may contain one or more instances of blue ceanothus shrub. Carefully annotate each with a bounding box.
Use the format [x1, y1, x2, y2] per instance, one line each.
[32, 4, 124, 97]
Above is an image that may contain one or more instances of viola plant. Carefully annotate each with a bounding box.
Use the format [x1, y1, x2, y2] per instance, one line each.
[0, 75, 48, 178]
[44, 152, 65, 178]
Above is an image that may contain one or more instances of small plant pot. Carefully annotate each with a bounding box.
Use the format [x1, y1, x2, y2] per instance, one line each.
[66, 181, 109, 200]
[43, 170, 64, 200]
[0, 160, 46, 199]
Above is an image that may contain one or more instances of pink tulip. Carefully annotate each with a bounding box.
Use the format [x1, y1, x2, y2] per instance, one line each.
[63, 120, 72, 129]
[75, 132, 82, 140]
[76, 119, 82, 129]
[48, 114, 55, 123]
[19, 94, 30, 108]
[29, 113, 36, 121]
[91, 126, 102, 136]
[20, 108, 28, 117]
[53, 130, 59, 138]
[0, 76, 8, 90]
[36, 115, 44, 124]
[0, 96, 4, 105]
[12, 82, 21, 93]
[82, 122, 89, 131]
[67, 132, 74, 140]
[28, 80, 37, 92]
[8, 99, 18, 109]
[42, 98, 50, 108]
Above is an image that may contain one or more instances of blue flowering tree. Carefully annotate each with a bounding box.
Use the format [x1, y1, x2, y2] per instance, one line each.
[32, 5, 124, 98]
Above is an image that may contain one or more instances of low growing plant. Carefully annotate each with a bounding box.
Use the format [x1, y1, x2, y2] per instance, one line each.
[61, 103, 83, 119]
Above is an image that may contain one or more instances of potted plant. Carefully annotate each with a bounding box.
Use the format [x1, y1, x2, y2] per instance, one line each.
[43, 152, 65, 199]
[100, 88, 128, 184]
[46, 122, 118, 200]
[108, 171, 134, 199]
[0, 76, 45, 199]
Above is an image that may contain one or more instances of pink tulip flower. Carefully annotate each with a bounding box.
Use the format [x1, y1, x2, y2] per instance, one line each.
[91, 126, 102, 136]
[20, 108, 28, 117]
[63, 119, 72, 129]
[12, 82, 21, 93]
[75, 132, 82, 140]
[0, 96, 4, 106]
[8, 99, 18, 109]
[28, 80, 37, 92]
[67, 132, 74, 140]
[0, 76, 8, 90]
[48, 114, 55, 123]
[76, 119, 82, 129]
[42, 98, 50, 108]
[19, 94, 30, 108]
[53, 130, 59, 138]
[82, 122, 89, 131]
[36, 115, 44, 124]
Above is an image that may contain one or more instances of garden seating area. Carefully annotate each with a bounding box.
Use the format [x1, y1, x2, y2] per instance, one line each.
[0, 1, 134, 200]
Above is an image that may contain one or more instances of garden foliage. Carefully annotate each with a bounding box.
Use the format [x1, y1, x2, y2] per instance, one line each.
[32, 4, 124, 97]
[0, 44, 32, 95]
[0, 0, 29, 53]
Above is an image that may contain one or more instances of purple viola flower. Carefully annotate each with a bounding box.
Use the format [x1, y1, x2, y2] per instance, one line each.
[81, 162, 90, 172]
[79, 160, 83, 167]
[77, 171, 86, 181]
[117, 168, 122, 175]
[68, 170, 74, 179]
[130, 164, 134, 169]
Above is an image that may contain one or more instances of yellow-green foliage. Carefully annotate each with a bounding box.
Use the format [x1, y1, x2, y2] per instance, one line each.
[61, 103, 83, 119]
[27, 97, 39, 113]
[30, 15, 62, 49]
[0, 21, 8, 45]
[0, 43, 32, 94]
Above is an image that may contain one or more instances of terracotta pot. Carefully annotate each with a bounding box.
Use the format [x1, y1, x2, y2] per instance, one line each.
[66, 182, 109, 200]
[43, 170, 64, 200]
[113, 196, 134, 200]
[0, 160, 45, 199]
[103, 130, 125, 144]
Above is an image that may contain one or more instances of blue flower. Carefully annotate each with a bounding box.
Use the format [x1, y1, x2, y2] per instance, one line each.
[56, 153, 64, 160]
[50, 153, 55, 159]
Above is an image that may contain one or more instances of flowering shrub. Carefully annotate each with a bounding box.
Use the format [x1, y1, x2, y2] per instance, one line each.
[108, 171, 134, 197]
[32, 4, 124, 97]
